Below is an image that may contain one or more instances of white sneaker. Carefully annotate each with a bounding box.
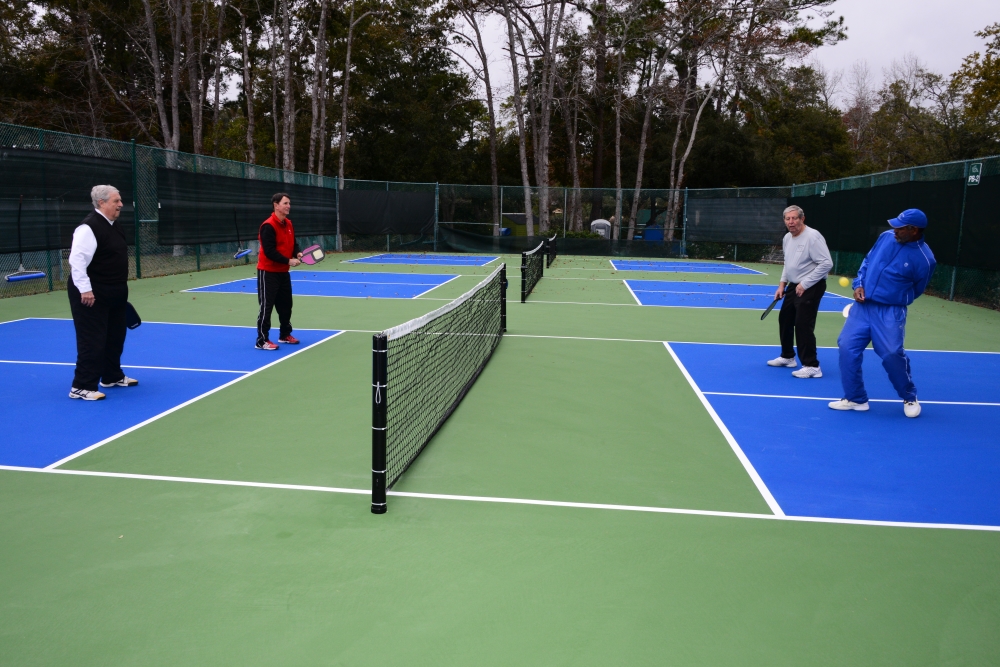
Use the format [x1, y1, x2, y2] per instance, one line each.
[100, 376, 139, 388]
[792, 366, 823, 378]
[69, 387, 106, 401]
[904, 400, 921, 418]
[828, 399, 869, 411]
[767, 356, 797, 368]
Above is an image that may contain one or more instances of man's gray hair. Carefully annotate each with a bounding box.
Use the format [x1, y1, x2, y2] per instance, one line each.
[783, 204, 804, 219]
[91, 185, 120, 208]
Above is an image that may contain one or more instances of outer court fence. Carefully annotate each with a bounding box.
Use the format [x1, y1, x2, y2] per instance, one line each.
[2, 121, 998, 310]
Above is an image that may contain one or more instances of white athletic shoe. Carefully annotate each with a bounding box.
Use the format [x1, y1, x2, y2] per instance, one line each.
[792, 366, 823, 379]
[69, 387, 106, 401]
[828, 399, 869, 412]
[767, 356, 797, 368]
[100, 376, 139, 388]
[904, 400, 921, 418]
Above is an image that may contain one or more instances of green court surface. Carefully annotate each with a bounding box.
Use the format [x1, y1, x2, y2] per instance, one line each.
[2, 253, 999, 665]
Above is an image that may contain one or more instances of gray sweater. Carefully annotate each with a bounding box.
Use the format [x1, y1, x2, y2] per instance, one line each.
[780, 226, 833, 289]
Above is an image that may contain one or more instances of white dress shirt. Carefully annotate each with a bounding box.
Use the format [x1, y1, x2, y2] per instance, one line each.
[68, 209, 115, 293]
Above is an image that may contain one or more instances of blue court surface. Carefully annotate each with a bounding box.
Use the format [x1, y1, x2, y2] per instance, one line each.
[626, 280, 853, 310]
[348, 253, 499, 266]
[0, 318, 341, 468]
[611, 259, 764, 275]
[186, 271, 459, 299]
[667, 342, 1000, 527]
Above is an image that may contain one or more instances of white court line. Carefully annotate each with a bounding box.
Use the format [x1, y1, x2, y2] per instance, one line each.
[0, 359, 246, 374]
[13, 317, 337, 333]
[668, 340, 1000, 355]
[518, 299, 640, 307]
[730, 261, 767, 275]
[630, 288, 852, 301]
[343, 253, 380, 263]
[623, 280, 643, 305]
[2, 465, 996, 532]
[0, 318, 32, 325]
[44, 331, 345, 470]
[663, 341, 785, 516]
[702, 391, 1000, 407]
[506, 334, 664, 343]
[408, 274, 464, 298]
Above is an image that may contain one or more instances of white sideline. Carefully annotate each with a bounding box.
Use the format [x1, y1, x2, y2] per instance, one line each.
[43, 331, 345, 469]
[663, 342, 786, 516]
[1, 465, 997, 532]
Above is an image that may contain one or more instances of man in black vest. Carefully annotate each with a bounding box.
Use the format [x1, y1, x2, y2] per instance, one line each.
[67, 185, 137, 400]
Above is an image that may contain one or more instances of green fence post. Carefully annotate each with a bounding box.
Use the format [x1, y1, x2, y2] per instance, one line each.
[434, 182, 439, 252]
[681, 188, 688, 256]
[950, 161, 971, 301]
[131, 139, 141, 279]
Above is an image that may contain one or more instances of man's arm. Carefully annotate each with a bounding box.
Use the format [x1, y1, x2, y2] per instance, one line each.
[259, 224, 289, 264]
[910, 245, 937, 300]
[68, 224, 97, 305]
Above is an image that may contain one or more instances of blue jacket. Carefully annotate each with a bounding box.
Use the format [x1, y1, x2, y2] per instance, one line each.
[853, 230, 936, 306]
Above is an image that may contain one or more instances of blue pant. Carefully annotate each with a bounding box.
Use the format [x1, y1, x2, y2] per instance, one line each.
[837, 301, 916, 403]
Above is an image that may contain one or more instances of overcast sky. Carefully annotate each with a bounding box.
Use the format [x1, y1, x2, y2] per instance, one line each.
[463, 0, 1000, 113]
[810, 0, 999, 89]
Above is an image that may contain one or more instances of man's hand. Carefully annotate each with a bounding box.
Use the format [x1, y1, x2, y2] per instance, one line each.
[81, 291, 95, 307]
[289, 258, 301, 267]
[795, 284, 806, 297]
[774, 283, 785, 300]
[853, 286, 865, 303]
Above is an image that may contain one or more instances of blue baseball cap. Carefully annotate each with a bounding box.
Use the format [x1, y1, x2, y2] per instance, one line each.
[888, 208, 928, 228]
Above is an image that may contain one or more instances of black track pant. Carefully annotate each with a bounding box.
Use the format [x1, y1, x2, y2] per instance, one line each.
[256, 269, 293, 345]
[68, 279, 128, 391]
[778, 279, 826, 368]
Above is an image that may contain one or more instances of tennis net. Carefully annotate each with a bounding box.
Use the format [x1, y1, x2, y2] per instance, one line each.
[371, 263, 507, 513]
[545, 234, 557, 267]
[521, 241, 544, 302]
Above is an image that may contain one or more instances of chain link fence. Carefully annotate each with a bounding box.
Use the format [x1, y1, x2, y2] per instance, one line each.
[2, 121, 998, 310]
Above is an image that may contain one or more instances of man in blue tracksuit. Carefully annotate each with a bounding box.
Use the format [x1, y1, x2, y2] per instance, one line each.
[829, 209, 936, 417]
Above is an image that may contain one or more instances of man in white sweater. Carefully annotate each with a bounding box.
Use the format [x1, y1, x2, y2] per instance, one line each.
[767, 205, 833, 378]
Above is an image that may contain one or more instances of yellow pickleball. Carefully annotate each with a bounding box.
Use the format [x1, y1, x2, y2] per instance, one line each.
[839, 276, 850, 287]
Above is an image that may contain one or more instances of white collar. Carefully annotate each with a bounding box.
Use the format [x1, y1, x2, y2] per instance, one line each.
[94, 208, 116, 225]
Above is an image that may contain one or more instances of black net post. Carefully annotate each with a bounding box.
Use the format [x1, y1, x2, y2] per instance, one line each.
[520, 250, 527, 303]
[371, 333, 388, 514]
[501, 264, 507, 331]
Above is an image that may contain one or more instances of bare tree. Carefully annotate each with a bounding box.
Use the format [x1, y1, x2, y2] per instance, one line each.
[448, 0, 502, 235]
[279, 0, 294, 171]
[501, 0, 534, 235]
[210, 0, 230, 156]
[235, 5, 257, 162]
[307, 0, 330, 174]
[337, 0, 375, 185]
[141, 0, 182, 150]
[512, 0, 568, 234]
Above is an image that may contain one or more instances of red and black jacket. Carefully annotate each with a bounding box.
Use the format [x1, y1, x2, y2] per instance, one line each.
[257, 213, 299, 272]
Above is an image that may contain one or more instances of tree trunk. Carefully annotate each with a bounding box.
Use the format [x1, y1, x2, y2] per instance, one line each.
[338, 3, 371, 185]
[590, 1, 607, 220]
[270, 0, 281, 168]
[280, 0, 294, 172]
[141, 0, 174, 149]
[182, 0, 204, 154]
[502, 0, 533, 236]
[239, 10, 256, 163]
[308, 0, 330, 174]
[211, 0, 228, 156]
[626, 61, 664, 240]
[169, 0, 183, 152]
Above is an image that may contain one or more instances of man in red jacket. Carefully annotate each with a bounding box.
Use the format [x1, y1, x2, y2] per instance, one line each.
[256, 192, 302, 350]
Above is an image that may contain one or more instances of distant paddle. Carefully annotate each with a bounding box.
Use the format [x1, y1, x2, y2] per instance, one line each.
[761, 297, 781, 320]
[300, 244, 325, 265]
[232, 209, 252, 260]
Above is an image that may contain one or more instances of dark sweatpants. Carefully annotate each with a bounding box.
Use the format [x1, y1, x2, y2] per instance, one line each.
[778, 279, 826, 368]
[256, 269, 293, 345]
[68, 279, 128, 391]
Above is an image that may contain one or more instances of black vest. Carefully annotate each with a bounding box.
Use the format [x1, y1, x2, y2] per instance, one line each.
[82, 211, 129, 285]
